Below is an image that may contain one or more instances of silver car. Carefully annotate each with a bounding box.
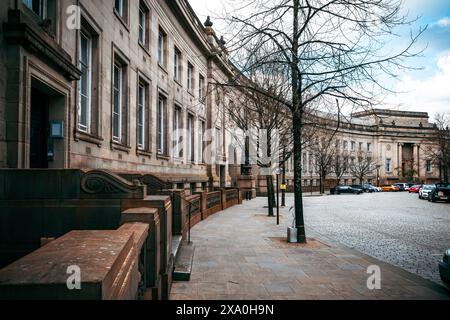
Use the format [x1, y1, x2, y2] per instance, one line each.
[419, 185, 435, 200]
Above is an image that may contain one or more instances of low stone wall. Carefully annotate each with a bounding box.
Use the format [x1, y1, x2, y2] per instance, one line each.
[0, 223, 148, 300]
[203, 191, 222, 219]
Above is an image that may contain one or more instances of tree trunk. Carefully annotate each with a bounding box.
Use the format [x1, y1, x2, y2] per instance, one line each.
[291, 0, 306, 243]
[293, 110, 306, 243]
[266, 175, 274, 216]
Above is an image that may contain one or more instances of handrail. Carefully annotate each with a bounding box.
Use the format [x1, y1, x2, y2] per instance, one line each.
[169, 191, 200, 244]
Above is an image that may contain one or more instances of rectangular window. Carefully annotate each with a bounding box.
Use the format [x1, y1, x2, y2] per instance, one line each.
[174, 47, 181, 82]
[138, 4, 149, 48]
[351, 141, 355, 151]
[367, 143, 372, 152]
[113, 63, 122, 143]
[216, 127, 222, 155]
[158, 28, 167, 66]
[187, 114, 195, 163]
[343, 141, 348, 150]
[173, 106, 182, 158]
[137, 83, 145, 150]
[187, 63, 194, 91]
[199, 74, 205, 101]
[359, 142, 363, 150]
[199, 120, 205, 163]
[157, 95, 167, 154]
[426, 160, 432, 172]
[23, 0, 47, 19]
[115, 0, 123, 16]
[386, 159, 391, 173]
[78, 31, 92, 133]
[302, 153, 307, 174]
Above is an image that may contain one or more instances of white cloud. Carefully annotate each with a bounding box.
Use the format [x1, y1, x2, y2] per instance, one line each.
[390, 51, 450, 117]
[437, 17, 450, 27]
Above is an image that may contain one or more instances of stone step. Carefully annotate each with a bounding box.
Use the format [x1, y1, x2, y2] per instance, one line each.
[171, 235, 182, 258]
[172, 242, 195, 282]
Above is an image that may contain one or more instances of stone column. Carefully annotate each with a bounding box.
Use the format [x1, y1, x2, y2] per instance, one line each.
[398, 143, 403, 178]
[416, 144, 421, 182]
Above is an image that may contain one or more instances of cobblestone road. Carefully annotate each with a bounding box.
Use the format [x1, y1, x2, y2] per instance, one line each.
[298, 192, 450, 285]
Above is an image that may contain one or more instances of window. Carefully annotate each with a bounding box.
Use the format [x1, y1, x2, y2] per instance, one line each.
[426, 160, 432, 172]
[138, 3, 149, 49]
[216, 127, 222, 155]
[187, 63, 194, 92]
[199, 74, 205, 101]
[115, 0, 123, 16]
[308, 153, 313, 173]
[114, 0, 129, 20]
[359, 142, 363, 150]
[386, 159, 391, 173]
[137, 82, 147, 150]
[157, 94, 167, 154]
[344, 179, 348, 185]
[351, 141, 355, 151]
[187, 114, 195, 163]
[343, 141, 348, 150]
[174, 47, 182, 82]
[190, 183, 196, 194]
[302, 153, 307, 174]
[23, 0, 46, 19]
[173, 106, 182, 158]
[367, 143, 372, 152]
[78, 31, 92, 133]
[112, 54, 129, 145]
[199, 120, 205, 163]
[158, 28, 167, 67]
[113, 64, 122, 143]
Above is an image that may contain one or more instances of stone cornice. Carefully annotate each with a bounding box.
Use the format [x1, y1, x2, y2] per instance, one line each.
[3, 10, 81, 81]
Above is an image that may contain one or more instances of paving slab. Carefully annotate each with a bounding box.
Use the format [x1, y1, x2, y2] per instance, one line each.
[171, 197, 450, 300]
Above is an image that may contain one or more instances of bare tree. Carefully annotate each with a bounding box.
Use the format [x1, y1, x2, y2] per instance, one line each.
[333, 151, 348, 186]
[348, 151, 377, 185]
[427, 114, 450, 182]
[219, 0, 424, 242]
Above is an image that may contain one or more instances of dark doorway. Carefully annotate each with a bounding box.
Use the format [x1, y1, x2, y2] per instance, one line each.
[30, 88, 49, 168]
[219, 165, 226, 188]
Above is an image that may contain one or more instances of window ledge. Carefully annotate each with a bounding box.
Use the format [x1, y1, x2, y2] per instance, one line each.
[156, 154, 170, 161]
[138, 42, 151, 56]
[74, 130, 104, 147]
[113, 9, 129, 32]
[158, 63, 168, 75]
[111, 141, 131, 153]
[174, 79, 183, 87]
[137, 149, 152, 158]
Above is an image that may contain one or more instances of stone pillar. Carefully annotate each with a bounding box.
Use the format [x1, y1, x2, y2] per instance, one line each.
[417, 144, 421, 182]
[398, 143, 403, 178]
[413, 144, 419, 181]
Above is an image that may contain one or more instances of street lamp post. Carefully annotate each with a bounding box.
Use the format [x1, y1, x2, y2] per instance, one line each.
[376, 165, 381, 187]
[274, 167, 281, 225]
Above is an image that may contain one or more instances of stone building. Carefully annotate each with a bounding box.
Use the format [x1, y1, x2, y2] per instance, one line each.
[279, 109, 442, 192]
[0, 0, 443, 195]
[0, 0, 238, 193]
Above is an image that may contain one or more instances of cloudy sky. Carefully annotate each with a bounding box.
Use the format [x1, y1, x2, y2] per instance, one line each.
[189, 0, 450, 119]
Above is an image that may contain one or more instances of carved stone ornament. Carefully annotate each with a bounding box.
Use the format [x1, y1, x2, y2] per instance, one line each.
[81, 170, 145, 199]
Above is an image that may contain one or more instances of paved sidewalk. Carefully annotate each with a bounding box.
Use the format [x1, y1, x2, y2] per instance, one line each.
[170, 198, 450, 300]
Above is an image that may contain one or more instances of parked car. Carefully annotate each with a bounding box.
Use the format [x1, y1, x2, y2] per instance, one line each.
[418, 185, 436, 200]
[394, 183, 410, 191]
[439, 249, 450, 289]
[408, 184, 422, 193]
[428, 183, 450, 203]
[330, 185, 364, 195]
[381, 185, 399, 192]
[350, 185, 374, 193]
[363, 184, 378, 193]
